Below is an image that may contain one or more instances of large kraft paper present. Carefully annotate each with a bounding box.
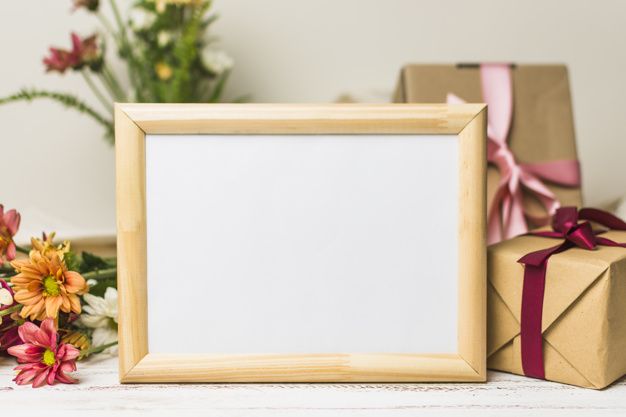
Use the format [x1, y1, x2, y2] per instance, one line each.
[488, 225, 626, 389]
[394, 64, 583, 243]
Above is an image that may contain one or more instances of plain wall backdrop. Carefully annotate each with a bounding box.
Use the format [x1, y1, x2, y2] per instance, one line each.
[1, 0, 625, 238]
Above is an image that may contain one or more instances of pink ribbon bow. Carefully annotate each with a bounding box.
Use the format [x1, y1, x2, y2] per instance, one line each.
[447, 63, 581, 244]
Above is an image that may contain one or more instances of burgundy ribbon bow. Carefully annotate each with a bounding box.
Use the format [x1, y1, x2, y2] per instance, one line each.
[517, 207, 626, 379]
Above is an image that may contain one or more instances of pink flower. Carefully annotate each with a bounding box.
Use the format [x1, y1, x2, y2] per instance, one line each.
[7, 319, 80, 388]
[43, 33, 102, 73]
[0, 279, 20, 351]
[0, 205, 20, 262]
[43, 47, 78, 73]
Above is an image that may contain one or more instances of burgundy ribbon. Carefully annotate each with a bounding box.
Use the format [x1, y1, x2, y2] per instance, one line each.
[517, 207, 626, 379]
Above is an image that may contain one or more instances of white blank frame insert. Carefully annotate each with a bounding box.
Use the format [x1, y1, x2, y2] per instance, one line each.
[115, 104, 487, 383]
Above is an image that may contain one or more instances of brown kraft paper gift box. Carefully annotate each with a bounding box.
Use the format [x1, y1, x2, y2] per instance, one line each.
[393, 64, 583, 227]
[487, 229, 626, 388]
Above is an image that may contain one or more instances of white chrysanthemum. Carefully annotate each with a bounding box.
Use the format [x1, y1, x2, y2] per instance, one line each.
[129, 7, 156, 30]
[80, 287, 118, 355]
[157, 31, 172, 47]
[202, 48, 234, 74]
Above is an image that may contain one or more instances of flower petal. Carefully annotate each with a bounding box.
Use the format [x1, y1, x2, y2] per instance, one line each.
[17, 322, 40, 344]
[3, 209, 21, 236]
[7, 343, 43, 362]
[55, 369, 78, 384]
[64, 271, 86, 293]
[32, 367, 51, 388]
[14, 290, 42, 305]
[68, 294, 81, 314]
[83, 293, 107, 313]
[58, 343, 80, 361]
[6, 242, 16, 261]
[79, 314, 109, 329]
[39, 318, 58, 347]
[14, 368, 39, 386]
[60, 360, 77, 373]
[45, 296, 63, 319]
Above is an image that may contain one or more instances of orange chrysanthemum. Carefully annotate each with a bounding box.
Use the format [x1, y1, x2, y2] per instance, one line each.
[30, 233, 70, 261]
[10, 248, 87, 321]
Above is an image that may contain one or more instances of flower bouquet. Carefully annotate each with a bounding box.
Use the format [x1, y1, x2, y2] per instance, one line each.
[0, 0, 235, 143]
[0, 204, 118, 388]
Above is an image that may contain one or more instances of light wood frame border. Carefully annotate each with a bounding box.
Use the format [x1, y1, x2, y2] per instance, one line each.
[115, 103, 487, 383]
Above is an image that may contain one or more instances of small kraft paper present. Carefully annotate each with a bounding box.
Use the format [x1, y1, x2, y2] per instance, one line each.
[394, 64, 583, 244]
[488, 207, 626, 388]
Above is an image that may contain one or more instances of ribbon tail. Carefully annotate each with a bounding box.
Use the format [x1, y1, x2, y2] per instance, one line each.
[488, 183, 513, 244]
[579, 208, 626, 231]
[520, 263, 547, 379]
[596, 237, 626, 248]
[519, 170, 561, 228]
[518, 240, 573, 379]
[503, 186, 528, 240]
[521, 159, 581, 187]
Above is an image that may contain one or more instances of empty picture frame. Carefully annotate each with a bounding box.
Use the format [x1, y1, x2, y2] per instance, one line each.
[115, 104, 487, 383]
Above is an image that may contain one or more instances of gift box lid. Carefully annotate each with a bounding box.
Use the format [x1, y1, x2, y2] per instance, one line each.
[395, 63, 579, 163]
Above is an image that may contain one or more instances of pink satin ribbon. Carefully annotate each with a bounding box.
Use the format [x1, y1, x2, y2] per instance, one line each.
[518, 207, 626, 379]
[447, 64, 581, 244]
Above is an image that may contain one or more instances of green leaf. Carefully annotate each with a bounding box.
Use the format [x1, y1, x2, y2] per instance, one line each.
[64, 251, 81, 273]
[80, 251, 110, 272]
[208, 70, 230, 102]
[0, 89, 114, 144]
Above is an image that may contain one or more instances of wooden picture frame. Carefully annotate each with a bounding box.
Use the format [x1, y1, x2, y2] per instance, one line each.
[115, 103, 487, 383]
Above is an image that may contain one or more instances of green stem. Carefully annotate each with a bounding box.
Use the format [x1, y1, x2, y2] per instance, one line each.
[0, 89, 114, 142]
[81, 71, 113, 113]
[97, 72, 120, 102]
[15, 245, 29, 255]
[82, 268, 117, 280]
[0, 265, 14, 274]
[79, 341, 118, 359]
[108, 0, 144, 101]
[109, 0, 127, 41]
[97, 12, 117, 39]
[0, 304, 20, 317]
[103, 64, 127, 101]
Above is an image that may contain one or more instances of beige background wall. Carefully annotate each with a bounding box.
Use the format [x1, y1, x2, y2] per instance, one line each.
[1, 0, 625, 238]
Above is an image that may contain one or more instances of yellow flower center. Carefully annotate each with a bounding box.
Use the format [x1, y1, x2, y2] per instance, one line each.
[43, 276, 60, 296]
[42, 348, 56, 366]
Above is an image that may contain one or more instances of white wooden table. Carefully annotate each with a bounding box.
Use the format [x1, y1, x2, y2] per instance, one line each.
[1, 356, 625, 416]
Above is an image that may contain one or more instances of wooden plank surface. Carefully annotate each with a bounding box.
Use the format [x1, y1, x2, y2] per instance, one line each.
[1, 356, 625, 417]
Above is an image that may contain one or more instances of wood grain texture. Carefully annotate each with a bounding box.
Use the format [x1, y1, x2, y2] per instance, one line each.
[457, 108, 488, 380]
[115, 103, 487, 383]
[118, 103, 485, 134]
[115, 106, 149, 381]
[2, 358, 625, 417]
[124, 353, 481, 383]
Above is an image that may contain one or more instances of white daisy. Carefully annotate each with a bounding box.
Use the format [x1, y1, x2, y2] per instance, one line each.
[202, 48, 234, 74]
[80, 287, 118, 355]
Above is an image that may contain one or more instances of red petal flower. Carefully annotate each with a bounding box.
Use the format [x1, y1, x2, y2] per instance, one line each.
[7, 319, 80, 388]
[42, 33, 101, 73]
[0, 204, 20, 262]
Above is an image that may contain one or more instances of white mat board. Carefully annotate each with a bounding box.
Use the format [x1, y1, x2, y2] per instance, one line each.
[145, 134, 459, 354]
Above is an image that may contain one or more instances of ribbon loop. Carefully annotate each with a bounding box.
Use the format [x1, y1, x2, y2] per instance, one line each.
[552, 206, 579, 233]
[448, 64, 582, 244]
[565, 222, 597, 250]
